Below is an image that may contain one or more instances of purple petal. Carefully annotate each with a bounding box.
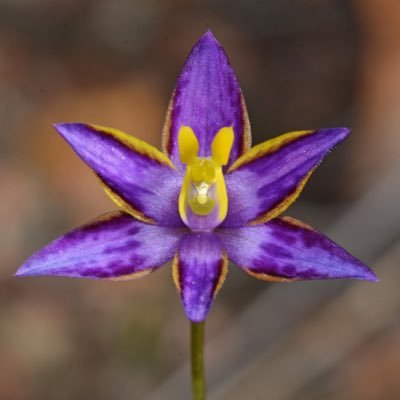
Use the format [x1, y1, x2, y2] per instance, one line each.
[173, 232, 228, 322]
[16, 212, 184, 279]
[163, 31, 251, 171]
[217, 216, 377, 282]
[223, 128, 349, 227]
[54, 123, 184, 227]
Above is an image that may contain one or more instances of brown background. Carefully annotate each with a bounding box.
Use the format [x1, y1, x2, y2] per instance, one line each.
[1, 0, 400, 399]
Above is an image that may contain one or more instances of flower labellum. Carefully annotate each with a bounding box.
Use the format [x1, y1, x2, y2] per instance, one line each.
[16, 31, 377, 323]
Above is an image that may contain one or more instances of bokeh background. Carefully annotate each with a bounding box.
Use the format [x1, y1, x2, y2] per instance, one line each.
[1, 0, 400, 399]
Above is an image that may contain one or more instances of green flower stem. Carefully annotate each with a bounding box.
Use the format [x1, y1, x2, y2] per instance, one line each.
[191, 321, 206, 400]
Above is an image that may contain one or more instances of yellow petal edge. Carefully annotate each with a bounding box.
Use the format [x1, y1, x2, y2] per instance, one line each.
[90, 124, 175, 224]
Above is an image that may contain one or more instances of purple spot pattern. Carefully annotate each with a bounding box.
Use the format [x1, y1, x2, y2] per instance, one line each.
[55, 123, 184, 227]
[16, 212, 185, 279]
[177, 233, 225, 322]
[223, 128, 349, 227]
[166, 31, 249, 171]
[217, 217, 377, 281]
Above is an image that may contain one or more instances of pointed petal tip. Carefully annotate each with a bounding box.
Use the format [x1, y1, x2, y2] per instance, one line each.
[53, 122, 79, 140]
[347, 269, 378, 282]
[361, 270, 379, 282]
[317, 126, 350, 141]
[52, 122, 65, 134]
[335, 126, 351, 139]
[14, 258, 44, 277]
[196, 29, 221, 49]
[202, 29, 217, 40]
[53, 122, 84, 136]
[14, 265, 36, 278]
[53, 122, 69, 130]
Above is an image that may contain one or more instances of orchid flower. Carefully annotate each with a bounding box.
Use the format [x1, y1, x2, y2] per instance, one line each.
[16, 31, 376, 324]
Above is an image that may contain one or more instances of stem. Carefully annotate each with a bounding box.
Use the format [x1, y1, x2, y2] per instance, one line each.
[191, 321, 206, 400]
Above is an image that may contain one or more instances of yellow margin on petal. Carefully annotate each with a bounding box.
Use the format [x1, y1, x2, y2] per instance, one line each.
[172, 252, 181, 293]
[240, 93, 252, 154]
[88, 124, 175, 224]
[98, 178, 156, 224]
[109, 269, 153, 281]
[279, 216, 315, 231]
[171, 250, 229, 297]
[80, 210, 123, 227]
[228, 129, 314, 173]
[244, 268, 298, 283]
[213, 251, 229, 297]
[227, 129, 317, 225]
[162, 91, 176, 157]
[248, 167, 316, 225]
[91, 124, 175, 169]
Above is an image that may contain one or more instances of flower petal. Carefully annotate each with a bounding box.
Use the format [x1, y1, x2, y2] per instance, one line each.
[16, 212, 184, 279]
[223, 128, 349, 227]
[217, 216, 377, 282]
[172, 232, 228, 322]
[163, 31, 251, 171]
[54, 123, 183, 227]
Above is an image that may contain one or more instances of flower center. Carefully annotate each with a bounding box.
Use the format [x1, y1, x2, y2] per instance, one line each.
[178, 126, 234, 231]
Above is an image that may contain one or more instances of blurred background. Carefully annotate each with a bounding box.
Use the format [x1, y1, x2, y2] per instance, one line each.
[1, 0, 400, 399]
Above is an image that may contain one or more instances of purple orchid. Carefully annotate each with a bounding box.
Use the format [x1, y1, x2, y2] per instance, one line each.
[16, 31, 377, 323]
